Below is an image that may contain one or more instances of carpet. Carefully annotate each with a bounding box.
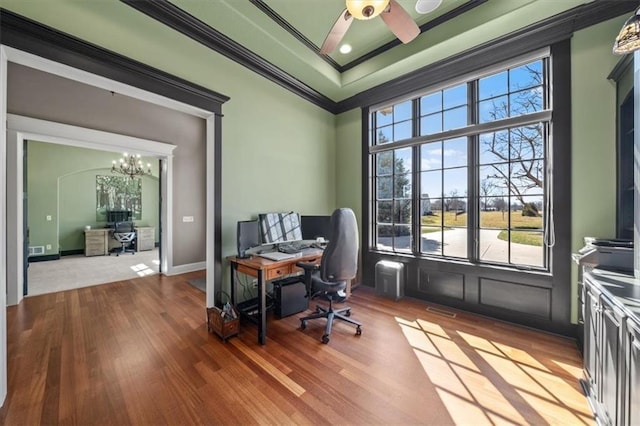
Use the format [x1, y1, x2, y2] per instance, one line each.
[187, 277, 206, 293]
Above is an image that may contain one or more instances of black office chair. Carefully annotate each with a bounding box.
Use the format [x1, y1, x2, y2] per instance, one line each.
[110, 221, 136, 256]
[297, 208, 361, 344]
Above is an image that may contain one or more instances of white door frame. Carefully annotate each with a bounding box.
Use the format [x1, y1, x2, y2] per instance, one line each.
[0, 45, 218, 406]
[6, 114, 176, 306]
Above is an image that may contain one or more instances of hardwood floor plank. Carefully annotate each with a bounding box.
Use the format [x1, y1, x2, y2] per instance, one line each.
[0, 272, 592, 425]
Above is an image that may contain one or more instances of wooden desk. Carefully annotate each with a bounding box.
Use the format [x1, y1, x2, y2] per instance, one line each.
[227, 250, 322, 345]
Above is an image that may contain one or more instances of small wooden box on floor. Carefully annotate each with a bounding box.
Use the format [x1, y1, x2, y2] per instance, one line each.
[207, 306, 239, 341]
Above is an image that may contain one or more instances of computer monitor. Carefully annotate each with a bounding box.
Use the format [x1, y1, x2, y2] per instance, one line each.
[301, 215, 332, 241]
[258, 212, 303, 244]
[237, 220, 260, 258]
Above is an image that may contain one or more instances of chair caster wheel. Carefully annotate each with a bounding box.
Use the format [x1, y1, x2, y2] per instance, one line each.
[321, 334, 330, 344]
[344, 310, 351, 317]
[300, 320, 306, 330]
[355, 326, 362, 336]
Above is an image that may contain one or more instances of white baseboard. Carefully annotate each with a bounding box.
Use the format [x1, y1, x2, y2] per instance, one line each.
[166, 261, 205, 276]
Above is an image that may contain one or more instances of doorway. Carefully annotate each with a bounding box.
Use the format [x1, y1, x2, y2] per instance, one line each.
[24, 140, 164, 296]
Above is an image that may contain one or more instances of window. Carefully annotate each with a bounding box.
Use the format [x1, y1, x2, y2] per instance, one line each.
[369, 53, 551, 270]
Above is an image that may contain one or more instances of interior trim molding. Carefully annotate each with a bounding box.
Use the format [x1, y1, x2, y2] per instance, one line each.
[336, 0, 638, 113]
[120, 0, 338, 114]
[0, 8, 229, 115]
[167, 261, 206, 276]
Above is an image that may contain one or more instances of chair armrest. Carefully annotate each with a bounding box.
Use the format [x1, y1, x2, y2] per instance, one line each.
[296, 261, 320, 271]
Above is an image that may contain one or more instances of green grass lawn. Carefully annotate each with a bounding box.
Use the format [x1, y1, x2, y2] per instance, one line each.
[421, 210, 543, 246]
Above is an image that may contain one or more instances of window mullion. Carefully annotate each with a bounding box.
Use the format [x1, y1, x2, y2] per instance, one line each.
[468, 79, 478, 262]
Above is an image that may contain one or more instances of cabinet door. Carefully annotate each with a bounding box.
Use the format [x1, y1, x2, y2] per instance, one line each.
[583, 283, 600, 389]
[626, 318, 640, 426]
[600, 295, 624, 425]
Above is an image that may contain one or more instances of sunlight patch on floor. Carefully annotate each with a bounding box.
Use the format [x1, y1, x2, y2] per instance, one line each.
[396, 317, 591, 424]
[131, 263, 156, 276]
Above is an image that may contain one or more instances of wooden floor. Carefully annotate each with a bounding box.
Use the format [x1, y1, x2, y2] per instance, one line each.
[0, 272, 593, 425]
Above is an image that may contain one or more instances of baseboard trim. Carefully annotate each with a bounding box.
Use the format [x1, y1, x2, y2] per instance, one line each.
[167, 261, 205, 276]
[28, 254, 60, 262]
[60, 249, 84, 256]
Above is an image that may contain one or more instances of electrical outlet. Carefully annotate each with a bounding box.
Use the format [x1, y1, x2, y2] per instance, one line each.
[182, 216, 194, 223]
[46, 244, 52, 250]
[46, 215, 52, 221]
[252, 279, 258, 288]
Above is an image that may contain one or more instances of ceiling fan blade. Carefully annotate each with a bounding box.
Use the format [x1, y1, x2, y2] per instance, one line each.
[380, 0, 420, 44]
[320, 9, 353, 54]
[415, 0, 443, 14]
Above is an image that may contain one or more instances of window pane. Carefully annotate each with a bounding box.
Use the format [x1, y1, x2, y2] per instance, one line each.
[376, 107, 393, 126]
[479, 167, 509, 198]
[479, 229, 508, 264]
[510, 196, 543, 230]
[420, 196, 434, 216]
[393, 225, 412, 252]
[420, 92, 441, 115]
[510, 231, 544, 267]
[420, 226, 442, 255]
[394, 200, 412, 224]
[509, 61, 543, 92]
[377, 201, 393, 223]
[377, 177, 393, 199]
[376, 126, 392, 144]
[443, 167, 467, 196]
[479, 71, 508, 100]
[510, 159, 543, 196]
[420, 113, 442, 136]
[393, 120, 412, 141]
[510, 87, 543, 116]
[376, 225, 394, 250]
[376, 151, 393, 175]
[442, 227, 467, 258]
[395, 173, 412, 198]
[510, 124, 544, 160]
[420, 171, 442, 198]
[479, 131, 509, 164]
[394, 101, 412, 122]
[443, 203, 467, 227]
[479, 96, 508, 123]
[395, 148, 413, 173]
[420, 142, 442, 171]
[421, 201, 442, 226]
[480, 202, 508, 228]
[443, 106, 467, 131]
[443, 84, 467, 109]
[443, 137, 467, 168]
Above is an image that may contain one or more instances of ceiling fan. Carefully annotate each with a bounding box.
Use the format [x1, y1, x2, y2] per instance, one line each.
[320, 0, 443, 54]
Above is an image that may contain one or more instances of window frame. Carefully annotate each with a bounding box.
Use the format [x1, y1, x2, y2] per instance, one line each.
[367, 49, 552, 271]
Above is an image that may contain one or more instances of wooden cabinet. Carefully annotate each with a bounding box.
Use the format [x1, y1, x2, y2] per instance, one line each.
[135, 227, 155, 252]
[582, 269, 640, 425]
[84, 229, 109, 256]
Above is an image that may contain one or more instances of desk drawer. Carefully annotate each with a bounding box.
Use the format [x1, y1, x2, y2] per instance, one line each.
[266, 265, 291, 281]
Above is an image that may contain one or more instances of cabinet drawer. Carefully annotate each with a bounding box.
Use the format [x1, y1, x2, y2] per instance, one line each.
[137, 229, 155, 238]
[237, 264, 258, 278]
[266, 265, 292, 280]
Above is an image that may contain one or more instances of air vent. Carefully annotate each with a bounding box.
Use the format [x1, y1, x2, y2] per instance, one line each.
[28, 246, 45, 256]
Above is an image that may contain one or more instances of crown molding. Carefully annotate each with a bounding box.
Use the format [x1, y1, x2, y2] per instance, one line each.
[121, 0, 338, 114]
[0, 8, 229, 115]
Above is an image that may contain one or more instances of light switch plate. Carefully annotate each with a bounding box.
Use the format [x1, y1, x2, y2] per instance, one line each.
[182, 216, 194, 223]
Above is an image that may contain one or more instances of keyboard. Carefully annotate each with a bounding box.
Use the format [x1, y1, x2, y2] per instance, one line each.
[258, 251, 301, 261]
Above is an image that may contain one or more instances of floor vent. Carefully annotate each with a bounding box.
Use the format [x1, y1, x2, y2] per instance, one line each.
[28, 246, 45, 256]
[426, 306, 456, 318]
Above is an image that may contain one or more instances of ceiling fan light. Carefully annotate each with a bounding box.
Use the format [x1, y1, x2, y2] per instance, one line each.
[415, 0, 442, 15]
[345, 0, 390, 20]
[614, 7, 640, 54]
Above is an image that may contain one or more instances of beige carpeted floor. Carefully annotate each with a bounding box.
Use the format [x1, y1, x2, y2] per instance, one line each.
[27, 248, 160, 296]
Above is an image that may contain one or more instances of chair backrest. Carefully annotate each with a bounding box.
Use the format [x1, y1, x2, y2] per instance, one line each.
[320, 208, 359, 283]
[114, 221, 134, 233]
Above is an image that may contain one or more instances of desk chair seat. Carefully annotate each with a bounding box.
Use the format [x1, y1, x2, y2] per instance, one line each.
[297, 208, 361, 344]
[109, 222, 136, 256]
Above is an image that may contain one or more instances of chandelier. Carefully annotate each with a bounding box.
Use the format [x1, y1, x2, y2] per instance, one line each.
[111, 153, 151, 178]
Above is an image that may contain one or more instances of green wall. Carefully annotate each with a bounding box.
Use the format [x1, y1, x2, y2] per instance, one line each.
[27, 141, 159, 255]
[570, 15, 628, 321]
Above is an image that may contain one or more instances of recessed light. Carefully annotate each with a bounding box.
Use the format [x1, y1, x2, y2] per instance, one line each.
[339, 44, 352, 54]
